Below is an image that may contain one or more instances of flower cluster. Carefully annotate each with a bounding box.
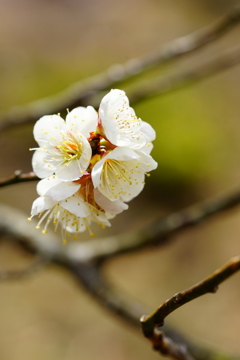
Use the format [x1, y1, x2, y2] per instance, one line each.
[29, 89, 157, 242]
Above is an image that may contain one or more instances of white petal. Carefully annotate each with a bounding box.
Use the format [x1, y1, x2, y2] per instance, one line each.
[94, 188, 128, 214]
[90, 211, 111, 227]
[140, 121, 156, 142]
[66, 220, 88, 233]
[31, 196, 54, 216]
[32, 150, 56, 178]
[46, 182, 80, 202]
[135, 150, 158, 171]
[107, 147, 140, 161]
[138, 142, 154, 155]
[99, 89, 146, 148]
[66, 106, 98, 138]
[91, 147, 139, 189]
[60, 194, 90, 218]
[33, 115, 66, 147]
[55, 137, 92, 181]
[92, 147, 157, 202]
[91, 157, 104, 188]
[120, 172, 145, 202]
[36, 176, 61, 196]
[55, 159, 85, 181]
[91, 147, 139, 190]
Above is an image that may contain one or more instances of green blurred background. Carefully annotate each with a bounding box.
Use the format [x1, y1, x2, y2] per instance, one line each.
[0, 0, 240, 359]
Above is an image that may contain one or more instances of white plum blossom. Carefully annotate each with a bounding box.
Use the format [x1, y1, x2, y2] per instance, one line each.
[29, 175, 127, 241]
[98, 89, 155, 149]
[91, 147, 157, 202]
[31, 106, 98, 181]
[30, 89, 157, 241]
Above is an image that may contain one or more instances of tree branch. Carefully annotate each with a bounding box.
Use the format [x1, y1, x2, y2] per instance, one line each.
[141, 257, 240, 338]
[69, 262, 197, 360]
[129, 45, 240, 105]
[0, 170, 38, 188]
[0, 257, 49, 280]
[63, 186, 240, 263]
[149, 328, 196, 360]
[1, 170, 240, 262]
[53, 261, 240, 360]
[0, 204, 239, 360]
[0, 7, 240, 131]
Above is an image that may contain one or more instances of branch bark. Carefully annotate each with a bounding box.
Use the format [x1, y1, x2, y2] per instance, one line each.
[0, 170, 38, 188]
[129, 45, 240, 105]
[141, 257, 240, 338]
[0, 257, 49, 280]
[0, 204, 239, 360]
[1, 171, 240, 261]
[149, 328, 196, 360]
[62, 186, 240, 263]
[0, 7, 240, 131]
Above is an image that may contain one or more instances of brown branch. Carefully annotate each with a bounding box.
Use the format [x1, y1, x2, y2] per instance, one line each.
[1, 169, 240, 262]
[149, 328, 195, 360]
[58, 261, 240, 360]
[69, 262, 196, 360]
[141, 256, 240, 339]
[0, 204, 239, 360]
[64, 186, 240, 263]
[0, 170, 39, 188]
[129, 45, 240, 105]
[0, 7, 240, 131]
[0, 257, 49, 280]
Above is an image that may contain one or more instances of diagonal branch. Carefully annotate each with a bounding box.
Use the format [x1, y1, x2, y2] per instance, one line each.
[0, 204, 239, 360]
[64, 186, 240, 263]
[129, 44, 240, 105]
[0, 7, 240, 131]
[69, 262, 196, 360]
[69, 260, 240, 360]
[141, 256, 240, 338]
[0, 257, 49, 280]
[0, 170, 38, 188]
[1, 170, 240, 261]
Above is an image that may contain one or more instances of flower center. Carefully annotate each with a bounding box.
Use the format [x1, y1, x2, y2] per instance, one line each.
[56, 135, 83, 165]
[100, 159, 133, 199]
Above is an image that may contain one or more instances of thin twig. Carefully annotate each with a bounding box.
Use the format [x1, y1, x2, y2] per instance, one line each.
[0, 170, 38, 188]
[130, 45, 240, 105]
[69, 262, 196, 360]
[0, 7, 240, 131]
[0, 257, 49, 280]
[57, 261, 240, 360]
[141, 256, 240, 338]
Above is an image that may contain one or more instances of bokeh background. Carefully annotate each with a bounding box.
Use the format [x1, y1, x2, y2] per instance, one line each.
[0, 0, 240, 359]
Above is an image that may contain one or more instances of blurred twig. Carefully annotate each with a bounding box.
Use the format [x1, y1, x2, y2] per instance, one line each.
[0, 257, 49, 280]
[129, 44, 240, 105]
[64, 186, 240, 263]
[0, 205, 239, 360]
[70, 262, 196, 360]
[1, 170, 240, 261]
[141, 256, 240, 338]
[0, 7, 240, 131]
[70, 261, 239, 360]
[0, 170, 38, 188]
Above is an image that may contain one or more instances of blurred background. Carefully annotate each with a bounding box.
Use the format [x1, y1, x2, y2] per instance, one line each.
[0, 0, 240, 359]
